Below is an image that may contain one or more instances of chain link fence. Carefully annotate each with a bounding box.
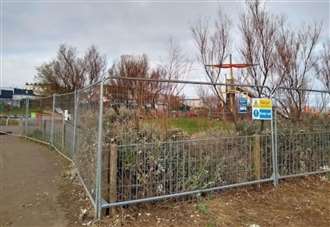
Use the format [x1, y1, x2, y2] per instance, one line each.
[1, 77, 330, 219]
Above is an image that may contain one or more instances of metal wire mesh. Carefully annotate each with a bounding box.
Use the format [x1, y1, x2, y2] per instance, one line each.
[100, 78, 274, 206]
[277, 131, 330, 177]
[53, 92, 75, 157]
[0, 98, 27, 134]
[274, 89, 330, 178]
[104, 135, 273, 203]
[75, 83, 101, 205]
[25, 96, 53, 141]
[3, 77, 330, 217]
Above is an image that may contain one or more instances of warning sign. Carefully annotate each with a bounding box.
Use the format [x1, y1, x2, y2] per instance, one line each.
[252, 98, 272, 120]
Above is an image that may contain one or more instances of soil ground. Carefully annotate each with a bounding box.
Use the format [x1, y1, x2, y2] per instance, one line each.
[0, 134, 89, 227]
[1, 131, 330, 227]
[100, 176, 330, 227]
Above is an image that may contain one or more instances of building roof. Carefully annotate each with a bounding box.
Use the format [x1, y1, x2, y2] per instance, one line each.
[13, 88, 34, 96]
[0, 88, 34, 99]
[0, 89, 13, 99]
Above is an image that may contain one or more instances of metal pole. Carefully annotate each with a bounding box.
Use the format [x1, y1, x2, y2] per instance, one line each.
[270, 95, 278, 186]
[61, 112, 65, 151]
[24, 98, 29, 135]
[96, 80, 104, 219]
[72, 89, 78, 158]
[50, 94, 55, 145]
[108, 76, 330, 94]
[108, 76, 273, 93]
[274, 107, 279, 184]
[229, 54, 233, 80]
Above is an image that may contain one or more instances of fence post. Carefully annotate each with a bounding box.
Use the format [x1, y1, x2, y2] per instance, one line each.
[109, 144, 117, 214]
[101, 143, 117, 216]
[253, 135, 261, 185]
[50, 94, 55, 145]
[274, 108, 279, 184]
[96, 80, 104, 219]
[61, 112, 65, 151]
[72, 89, 78, 157]
[271, 97, 279, 186]
[24, 98, 29, 135]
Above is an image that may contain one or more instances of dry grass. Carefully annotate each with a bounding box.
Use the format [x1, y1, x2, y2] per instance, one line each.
[144, 117, 233, 135]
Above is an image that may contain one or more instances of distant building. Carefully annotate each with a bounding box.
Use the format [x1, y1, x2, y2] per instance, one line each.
[0, 88, 35, 107]
[0, 89, 13, 100]
[12, 88, 34, 101]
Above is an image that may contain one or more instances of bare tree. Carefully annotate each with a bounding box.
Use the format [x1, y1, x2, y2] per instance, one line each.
[84, 45, 107, 84]
[159, 38, 192, 109]
[54, 45, 86, 91]
[197, 86, 220, 113]
[316, 42, 330, 90]
[108, 39, 191, 110]
[35, 61, 64, 95]
[314, 92, 329, 113]
[314, 42, 330, 113]
[240, 0, 284, 97]
[191, 9, 231, 104]
[108, 54, 149, 106]
[108, 54, 168, 108]
[162, 38, 191, 93]
[276, 23, 321, 120]
[35, 44, 106, 95]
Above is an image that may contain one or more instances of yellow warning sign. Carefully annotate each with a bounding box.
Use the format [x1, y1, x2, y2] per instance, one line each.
[252, 98, 272, 109]
[252, 98, 273, 120]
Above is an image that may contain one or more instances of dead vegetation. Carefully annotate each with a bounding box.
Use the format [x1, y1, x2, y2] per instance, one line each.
[91, 175, 330, 227]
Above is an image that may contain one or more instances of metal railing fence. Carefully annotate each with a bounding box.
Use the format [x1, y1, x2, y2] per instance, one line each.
[0, 77, 330, 219]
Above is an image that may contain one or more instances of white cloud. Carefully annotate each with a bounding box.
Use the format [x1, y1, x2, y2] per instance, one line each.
[1, 1, 329, 87]
[3, 54, 47, 87]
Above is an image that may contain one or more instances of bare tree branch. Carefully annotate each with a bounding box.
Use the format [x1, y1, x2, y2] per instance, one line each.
[35, 44, 107, 95]
[191, 9, 231, 104]
[240, 0, 284, 97]
[276, 23, 321, 120]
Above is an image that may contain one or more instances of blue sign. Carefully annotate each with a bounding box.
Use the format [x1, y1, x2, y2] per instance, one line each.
[253, 109, 259, 118]
[239, 96, 248, 113]
[252, 108, 272, 120]
[252, 98, 272, 120]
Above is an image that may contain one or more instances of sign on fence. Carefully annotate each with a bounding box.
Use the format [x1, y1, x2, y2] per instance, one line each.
[239, 96, 248, 113]
[252, 98, 272, 120]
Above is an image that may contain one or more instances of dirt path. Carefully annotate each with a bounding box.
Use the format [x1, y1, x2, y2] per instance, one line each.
[0, 134, 71, 227]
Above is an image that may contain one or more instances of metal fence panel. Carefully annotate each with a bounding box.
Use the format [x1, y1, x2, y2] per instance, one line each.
[274, 89, 330, 179]
[0, 98, 27, 134]
[75, 82, 102, 211]
[107, 135, 273, 203]
[3, 77, 330, 218]
[53, 93, 75, 157]
[100, 77, 276, 208]
[277, 131, 330, 177]
[24, 96, 53, 140]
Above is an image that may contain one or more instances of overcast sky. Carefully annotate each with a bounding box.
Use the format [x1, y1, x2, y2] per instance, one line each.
[1, 0, 329, 88]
